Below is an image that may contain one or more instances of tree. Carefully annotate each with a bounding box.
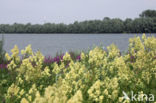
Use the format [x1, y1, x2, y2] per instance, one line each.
[139, 9, 156, 18]
[0, 10, 156, 33]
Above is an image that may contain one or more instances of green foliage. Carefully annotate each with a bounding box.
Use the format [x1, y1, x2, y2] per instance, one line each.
[0, 35, 6, 63]
[139, 9, 156, 18]
[0, 10, 156, 33]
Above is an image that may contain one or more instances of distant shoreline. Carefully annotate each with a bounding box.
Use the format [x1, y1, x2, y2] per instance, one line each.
[1, 10, 156, 34]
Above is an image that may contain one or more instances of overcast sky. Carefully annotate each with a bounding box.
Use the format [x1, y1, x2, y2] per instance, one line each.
[0, 0, 156, 24]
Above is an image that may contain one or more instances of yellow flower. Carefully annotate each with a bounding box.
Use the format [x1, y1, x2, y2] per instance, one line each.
[5, 53, 11, 61]
[4, 35, 156, 103]
[103, 89, 108, 95]
[119, 97, 123, 102]
[6, 84, 20, 98]
[63, 52, 71, 61]
[80, 52, 85, 60]
[99, 96, 104, 100]
[19, 89, 25, 96]
[42, 66, 51, 77]
[67, 90, 83, 103]
[25, 44, 33, 55]
[21, 49, 25, 55]
[11, 45, 19, 57]
[28, 96, 32, 101]
[21, 98, 29, 103]
[142, 33, 146, 41]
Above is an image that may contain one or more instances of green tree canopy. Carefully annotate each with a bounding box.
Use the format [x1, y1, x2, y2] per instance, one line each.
[139, 9, 156, 18]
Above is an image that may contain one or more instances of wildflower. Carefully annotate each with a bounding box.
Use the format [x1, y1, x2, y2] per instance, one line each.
[76, 55, 81, 61]
[11, 45, 19, 57]
[63, 52, 71, 61]
[19, 89, 25, 96]
[21, 50, 25, 55]
[103, 89, 108, 95]
[80, 52, 85, 60]
[42, 66, 51, 77]
[44, 56, 54, 64]
[119, 97, 123, 102]
[25, 44, 33, 55]
[60, 54, 64, 60]
[99, 96, 104, 102]
[67, 90, 83, 103]
[6, 84, 20, 98]
[21, 98, 29, 103]
[0, 64, 7, 69]
[5, 53, 11, 61]
[3, 35, 156, 103]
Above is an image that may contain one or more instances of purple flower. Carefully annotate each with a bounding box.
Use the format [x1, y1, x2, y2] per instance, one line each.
[76, 55, 81, 60]
[0, 64, 7, 69]
[53, 57, 57, 62]
[44, 54, 65, 65]
[44, 56, 54, 64]
[60, 54, 64, 60]
[56, 56, 60, 63]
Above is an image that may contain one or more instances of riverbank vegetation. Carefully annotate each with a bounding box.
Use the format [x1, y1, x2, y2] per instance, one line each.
[0, 10, 156, 34]
[0, 34, 156, 103]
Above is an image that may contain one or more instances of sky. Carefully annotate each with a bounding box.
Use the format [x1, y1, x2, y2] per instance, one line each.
[0, 0, 156, 24]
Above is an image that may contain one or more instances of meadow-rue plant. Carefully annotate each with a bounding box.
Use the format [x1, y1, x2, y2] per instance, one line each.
[0, 34, 156, 103]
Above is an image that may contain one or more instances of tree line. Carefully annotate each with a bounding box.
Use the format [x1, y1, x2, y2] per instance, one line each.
[0, 9, 156, 33]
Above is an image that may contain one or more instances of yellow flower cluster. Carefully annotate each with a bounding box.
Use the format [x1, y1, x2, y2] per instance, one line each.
[89, 47, 106, 66]
[21, 44, 33, 55]
[6, 83, 20, 99]
[4, 34, 156, 103]
[88, 80, 103, 102]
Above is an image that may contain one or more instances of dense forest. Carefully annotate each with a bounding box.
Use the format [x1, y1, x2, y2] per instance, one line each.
[0, 9, 156, 33]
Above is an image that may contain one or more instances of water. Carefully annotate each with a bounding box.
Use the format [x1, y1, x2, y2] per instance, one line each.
[0, 34, 155, 56]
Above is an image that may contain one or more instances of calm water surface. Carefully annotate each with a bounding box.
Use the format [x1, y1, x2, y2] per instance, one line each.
[0, 34, 155, 56]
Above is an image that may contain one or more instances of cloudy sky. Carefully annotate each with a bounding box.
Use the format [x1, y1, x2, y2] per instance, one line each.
[0, 0, 156, 24]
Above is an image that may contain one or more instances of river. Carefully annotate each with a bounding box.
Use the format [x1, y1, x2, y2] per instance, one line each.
[0, 33, 155, 56]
